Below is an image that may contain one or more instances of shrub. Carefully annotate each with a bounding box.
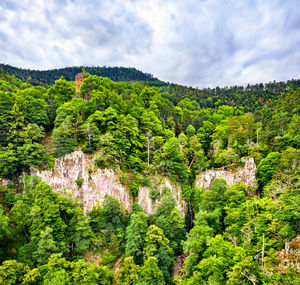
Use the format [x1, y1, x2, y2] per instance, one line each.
[75, 178, 84, 188]
[149, 188, 160, 201]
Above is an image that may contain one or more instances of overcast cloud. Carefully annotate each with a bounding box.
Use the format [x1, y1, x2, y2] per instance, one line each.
[0, 0, 299, 87]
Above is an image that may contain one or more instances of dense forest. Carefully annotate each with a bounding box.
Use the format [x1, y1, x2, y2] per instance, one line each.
[0, 68, 299, 284]
[0, 64, 158, 86]
[2, 64, 300, 113]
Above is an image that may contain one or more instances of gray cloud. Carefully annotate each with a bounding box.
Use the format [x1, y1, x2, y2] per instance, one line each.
[0, 0, 299, 87]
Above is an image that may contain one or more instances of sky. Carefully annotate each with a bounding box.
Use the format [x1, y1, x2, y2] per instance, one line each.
[0, 0, 300, 88]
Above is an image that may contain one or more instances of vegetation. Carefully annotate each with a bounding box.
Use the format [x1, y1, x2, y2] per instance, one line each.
[0, 67, 299, 284]
[0, 64, 158, 86]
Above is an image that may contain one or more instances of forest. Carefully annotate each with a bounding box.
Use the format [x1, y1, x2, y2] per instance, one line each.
[0, 64, 158, 86]
[0, 68, 299, 284]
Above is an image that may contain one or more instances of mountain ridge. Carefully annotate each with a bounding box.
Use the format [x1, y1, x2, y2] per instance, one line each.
[2, 63, 300, 113]
[0, 63, 161, 86]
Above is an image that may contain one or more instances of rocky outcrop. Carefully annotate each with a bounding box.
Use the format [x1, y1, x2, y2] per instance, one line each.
[75, 73, 84, 92]
[277, 235, 300, 274]
[196, 157, 257, 190]
[138, 177, 185, 216]
[32, 151, 132, 213]
[32, 150, 185, 215]
[173, 253, 187, 278]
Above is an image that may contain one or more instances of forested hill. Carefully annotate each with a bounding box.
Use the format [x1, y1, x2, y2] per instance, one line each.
[0, 63, 159, 85]
[0, 69, 299, 284]
[165, 79, 300, 112]
[2, 63, 300, 113]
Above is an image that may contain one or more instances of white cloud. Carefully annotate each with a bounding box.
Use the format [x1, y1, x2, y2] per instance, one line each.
[0, 0, 299, 87]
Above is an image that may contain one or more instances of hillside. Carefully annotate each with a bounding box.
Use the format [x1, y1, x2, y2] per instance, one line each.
[0, 63, 159, 85]
[2, 63, 300, 114]
[0, 69, 299, 284]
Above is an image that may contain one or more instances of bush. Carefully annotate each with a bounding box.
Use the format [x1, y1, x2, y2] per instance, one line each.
[139, 177, 151, 187]
[149, 188, 160, 201]
[257, 152, 281, 188]
[95, 156, 108, 168]
[162, 187, 171, 195]
[182, 185, 194, 201]
[129, 181, 139, 197]
[75, 178, 84, 188]
[99, 251, 118, 268]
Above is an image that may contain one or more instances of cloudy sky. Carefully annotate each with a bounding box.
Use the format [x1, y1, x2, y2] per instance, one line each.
[0, 0, 299, 87]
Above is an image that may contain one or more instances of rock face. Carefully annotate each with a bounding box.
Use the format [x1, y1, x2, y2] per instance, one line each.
[138, 177, 185, 216]
[75, 73, 84, 92]
[277, 235, 300, 274]
[32, 151, 132, 213]
[32, 150, 185, 215]
[196, 157, 257, 190]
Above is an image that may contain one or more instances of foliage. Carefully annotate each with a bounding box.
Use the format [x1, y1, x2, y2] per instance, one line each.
[143, 225, 174, 284]
[257, 151, 281, 189]
[116, 257, 141, 285]
[0, 63, 158, 85]
[75, 178, 84, 188]
[88, 194, 127, 262]
[140, 257, 165, 285]
[149, 187, 160, 201]
[154, 137, 189, 183]
[0, 103, 53, 180]
[125, 211, 148, 265]
[10, 182, 93, 265]
[154, 192, 187, 254]
[0, 67, 299, 284]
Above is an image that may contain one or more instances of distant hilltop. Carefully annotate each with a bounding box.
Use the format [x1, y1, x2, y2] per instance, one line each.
[0, 63, 162, 86]
[1, 63, 300, 113]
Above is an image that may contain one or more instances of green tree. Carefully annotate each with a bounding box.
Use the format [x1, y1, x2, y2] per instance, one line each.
[184, 135, 206, 171]
[0, 260, 29, 285]
[52, 116, 77, 157]
[72, 259, 112, 285]
[154, 137, 189, 182]
[227, 256, 258, 285]
[196, 178, 227, 222]
[190, 235, 248, 284]
[116, 257, 141, 285]
[43, 269, 72, 285]
[79, 122, 100, 152]
[47, 76, 76, 121]
[154, 192, 186, 254]
[0, 104, 51, 180]
[32, 227, 58, 265]
[88, 195, 127, 255]
[11, 182, 93, 265]
[257, 152, 281, 189]
[186, 125, 196, 138]
[66, 209, 93, 255]
[16, 87, 50, 128]
[0, 91, 13, 146]
[143, 225, 174, 284]
[0, 204, 12, 262]
[183, 211, 214, 276]
[224, 182, 248, 245]
[125, 211, 148, 264]
[54, 98, 95, 140]
[140, 257, 165, 285]
[197, 120, 214, 154]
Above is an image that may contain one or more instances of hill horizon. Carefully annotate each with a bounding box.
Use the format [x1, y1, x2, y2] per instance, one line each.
[2, 63, 299, 90]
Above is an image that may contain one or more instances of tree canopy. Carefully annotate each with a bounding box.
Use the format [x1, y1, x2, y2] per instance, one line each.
[0, 68, 299, 284]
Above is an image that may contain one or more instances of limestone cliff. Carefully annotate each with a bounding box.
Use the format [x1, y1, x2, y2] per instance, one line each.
[32, 152, 256, 215]
[32, 150, 185, 215]
[138, 177, 185, 215]
[196, 157, 257, 190]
